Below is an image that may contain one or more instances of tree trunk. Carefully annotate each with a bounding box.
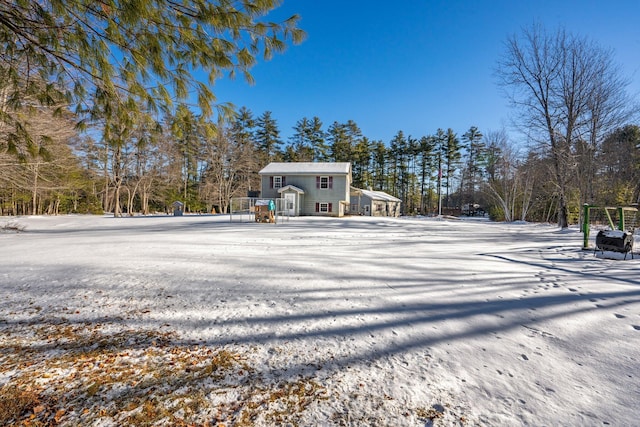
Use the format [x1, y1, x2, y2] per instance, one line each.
[141, 180, 152, 215]
[112, 145, 123, 217]
[31, 162, 39, 215]
[104, 144, 110, 213]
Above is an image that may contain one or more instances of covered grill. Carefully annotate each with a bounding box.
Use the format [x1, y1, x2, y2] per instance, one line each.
[595, 230, 634, 259]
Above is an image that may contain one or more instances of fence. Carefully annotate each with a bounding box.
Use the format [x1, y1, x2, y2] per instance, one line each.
[229, 197, 289, 224]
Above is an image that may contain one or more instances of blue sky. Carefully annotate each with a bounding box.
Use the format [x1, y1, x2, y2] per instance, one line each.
[212, 1, 640, 144]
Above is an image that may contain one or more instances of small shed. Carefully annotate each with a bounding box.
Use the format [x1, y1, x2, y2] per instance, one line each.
[172, 201, 184, 216]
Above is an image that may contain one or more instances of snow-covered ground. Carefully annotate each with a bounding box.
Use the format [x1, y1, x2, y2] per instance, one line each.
[1, 214, 639, 426]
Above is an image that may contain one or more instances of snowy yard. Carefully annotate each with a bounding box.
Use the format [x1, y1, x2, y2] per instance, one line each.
[1, 214, 638, 426]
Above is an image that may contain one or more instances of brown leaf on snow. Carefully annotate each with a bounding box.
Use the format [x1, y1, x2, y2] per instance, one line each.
[0, 319, 331, 426]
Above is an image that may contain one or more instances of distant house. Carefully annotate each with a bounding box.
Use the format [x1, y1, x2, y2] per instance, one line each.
[350, 188, 401, 217]
[258, 162, 352, 217]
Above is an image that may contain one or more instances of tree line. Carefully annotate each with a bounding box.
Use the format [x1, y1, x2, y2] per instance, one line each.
[2, 100, 639, 224]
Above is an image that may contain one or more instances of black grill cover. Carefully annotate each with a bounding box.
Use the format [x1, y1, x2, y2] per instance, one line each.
[595, 230, 634, 253]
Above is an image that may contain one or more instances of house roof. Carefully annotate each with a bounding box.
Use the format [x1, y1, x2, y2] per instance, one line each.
[354, 188, 401, 202]
[259, 162, 351, 175]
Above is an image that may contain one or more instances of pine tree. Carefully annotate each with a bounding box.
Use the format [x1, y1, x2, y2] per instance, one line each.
[231, 107, 256, 147]
[255, 111, 282, 164]
[308, 117, 328, 161]
[389, 130, 408, 204]
[462, 126, 484, 207]
[352, 137, 372, 188]
[229, 106, 259, 193]
[418, 135, 436, 214]
[599, 125, 640, 205]
[328, 122, 350, 162]
[0, 0, 305, 156]
[371, 141, 387, 191]
[287, 117, 315, 161]
[433, 129, 447, 214]
[443, 128, 461, 208]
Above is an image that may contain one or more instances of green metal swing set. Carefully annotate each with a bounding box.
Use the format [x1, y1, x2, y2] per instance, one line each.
[582, 204, 638, 250]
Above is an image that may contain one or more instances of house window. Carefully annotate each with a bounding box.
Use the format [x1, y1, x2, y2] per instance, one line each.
[316, 176, 333, 189]
[270, 176, 285, 189]
[315, 202, 333, 213]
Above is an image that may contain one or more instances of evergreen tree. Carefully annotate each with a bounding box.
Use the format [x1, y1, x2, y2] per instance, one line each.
[229, 106, 259, 193]
[328, 122, 350, 162]
[231, 107, 256, 146]
[352, 137, 372, 188]
[309, 117, 329, 161]
[389, 130, 408, 204]
[255, 111, 282, 164]
[405, 135, 421, 214]
[599, 125, 640, 204]
[443, 128, 461, 208]
[462, 126, 484, 206]
[433, 129, 445, 213]
[371, 140, 388, 191]
[418, 135, 436, 214]
[281, 145, 299, 162]
[344, 120, 364, 151]
[0, 0, 305, 157]
[287, 117, 315, 161]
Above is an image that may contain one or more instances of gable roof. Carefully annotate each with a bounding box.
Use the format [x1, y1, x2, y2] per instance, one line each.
[354, 188, 401, 202]
[277, 185, 305, 194]
[259, 162, 351, 175]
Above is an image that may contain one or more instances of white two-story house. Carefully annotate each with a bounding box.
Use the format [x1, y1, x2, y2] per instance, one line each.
[258, 162, 352, 217]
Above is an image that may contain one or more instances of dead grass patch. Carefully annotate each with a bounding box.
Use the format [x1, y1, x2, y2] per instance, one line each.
[0, 317, 328, 426]
[1, 314, 465, 426]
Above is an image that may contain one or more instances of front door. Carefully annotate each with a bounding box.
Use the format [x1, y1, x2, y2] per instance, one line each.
[284, 193, 296, 216]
